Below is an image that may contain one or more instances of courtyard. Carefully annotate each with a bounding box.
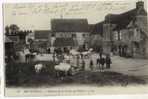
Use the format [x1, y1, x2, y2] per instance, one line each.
[5, 52, 148, 87]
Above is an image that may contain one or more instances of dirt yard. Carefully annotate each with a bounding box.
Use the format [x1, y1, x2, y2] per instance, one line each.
[5, 61, 147, 87]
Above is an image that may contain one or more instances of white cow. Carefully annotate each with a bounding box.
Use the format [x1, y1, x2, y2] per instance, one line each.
[54, 62, 72, 78]
[34, 63, 44, 74]
[82, 48, 93, 58]
[70, 49, 80, 55]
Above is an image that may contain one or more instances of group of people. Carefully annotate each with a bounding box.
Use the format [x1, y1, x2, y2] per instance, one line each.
[81, 54, 112, 72]
[96, 54, 112, 71]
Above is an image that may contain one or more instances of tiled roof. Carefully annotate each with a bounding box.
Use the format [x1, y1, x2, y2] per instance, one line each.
[92, 21, 104, 36]
[110, 8, 147, 30]
[53, 38, 77, 47]
[34, 30, 51, 40]
[51, 19, 89, 32]
[92, 7, 147, 35]
[88, 24, 95, 32]
[135, 16, 148, 37]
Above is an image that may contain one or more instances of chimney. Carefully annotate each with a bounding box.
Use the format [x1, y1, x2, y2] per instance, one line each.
[136, 1, 144, 9]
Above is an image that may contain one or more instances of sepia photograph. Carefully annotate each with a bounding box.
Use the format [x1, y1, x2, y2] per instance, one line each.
[3, 0, 148, 96]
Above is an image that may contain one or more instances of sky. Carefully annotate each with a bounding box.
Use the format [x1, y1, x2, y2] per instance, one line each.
[3, 0, 147, 30]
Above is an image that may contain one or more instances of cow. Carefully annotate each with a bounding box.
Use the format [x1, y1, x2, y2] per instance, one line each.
[34, 63, 45, 74]
[54, 62, 74, 79]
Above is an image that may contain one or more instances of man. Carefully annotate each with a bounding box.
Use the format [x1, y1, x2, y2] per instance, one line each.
[100, 57, 105, 71]
[81, 59, 85, 71]
[96, 57, 100, 70]
[47, 47, 51, 54]
[52, 52, 56, 62]
[119, 45, 122, 56]
[105, 54, 112, 69]
[76, 55, 80, 67]
[99, 47, 103, 58]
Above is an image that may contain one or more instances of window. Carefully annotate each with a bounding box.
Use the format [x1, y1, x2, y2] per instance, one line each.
[114, 31, 118, 40]
[82, 34, 85, 37]
[72, 34, 76, 38]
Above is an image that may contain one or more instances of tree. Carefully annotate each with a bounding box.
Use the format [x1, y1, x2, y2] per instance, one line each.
[5, 26, 10, 35]
[9, 24, 19, 34]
